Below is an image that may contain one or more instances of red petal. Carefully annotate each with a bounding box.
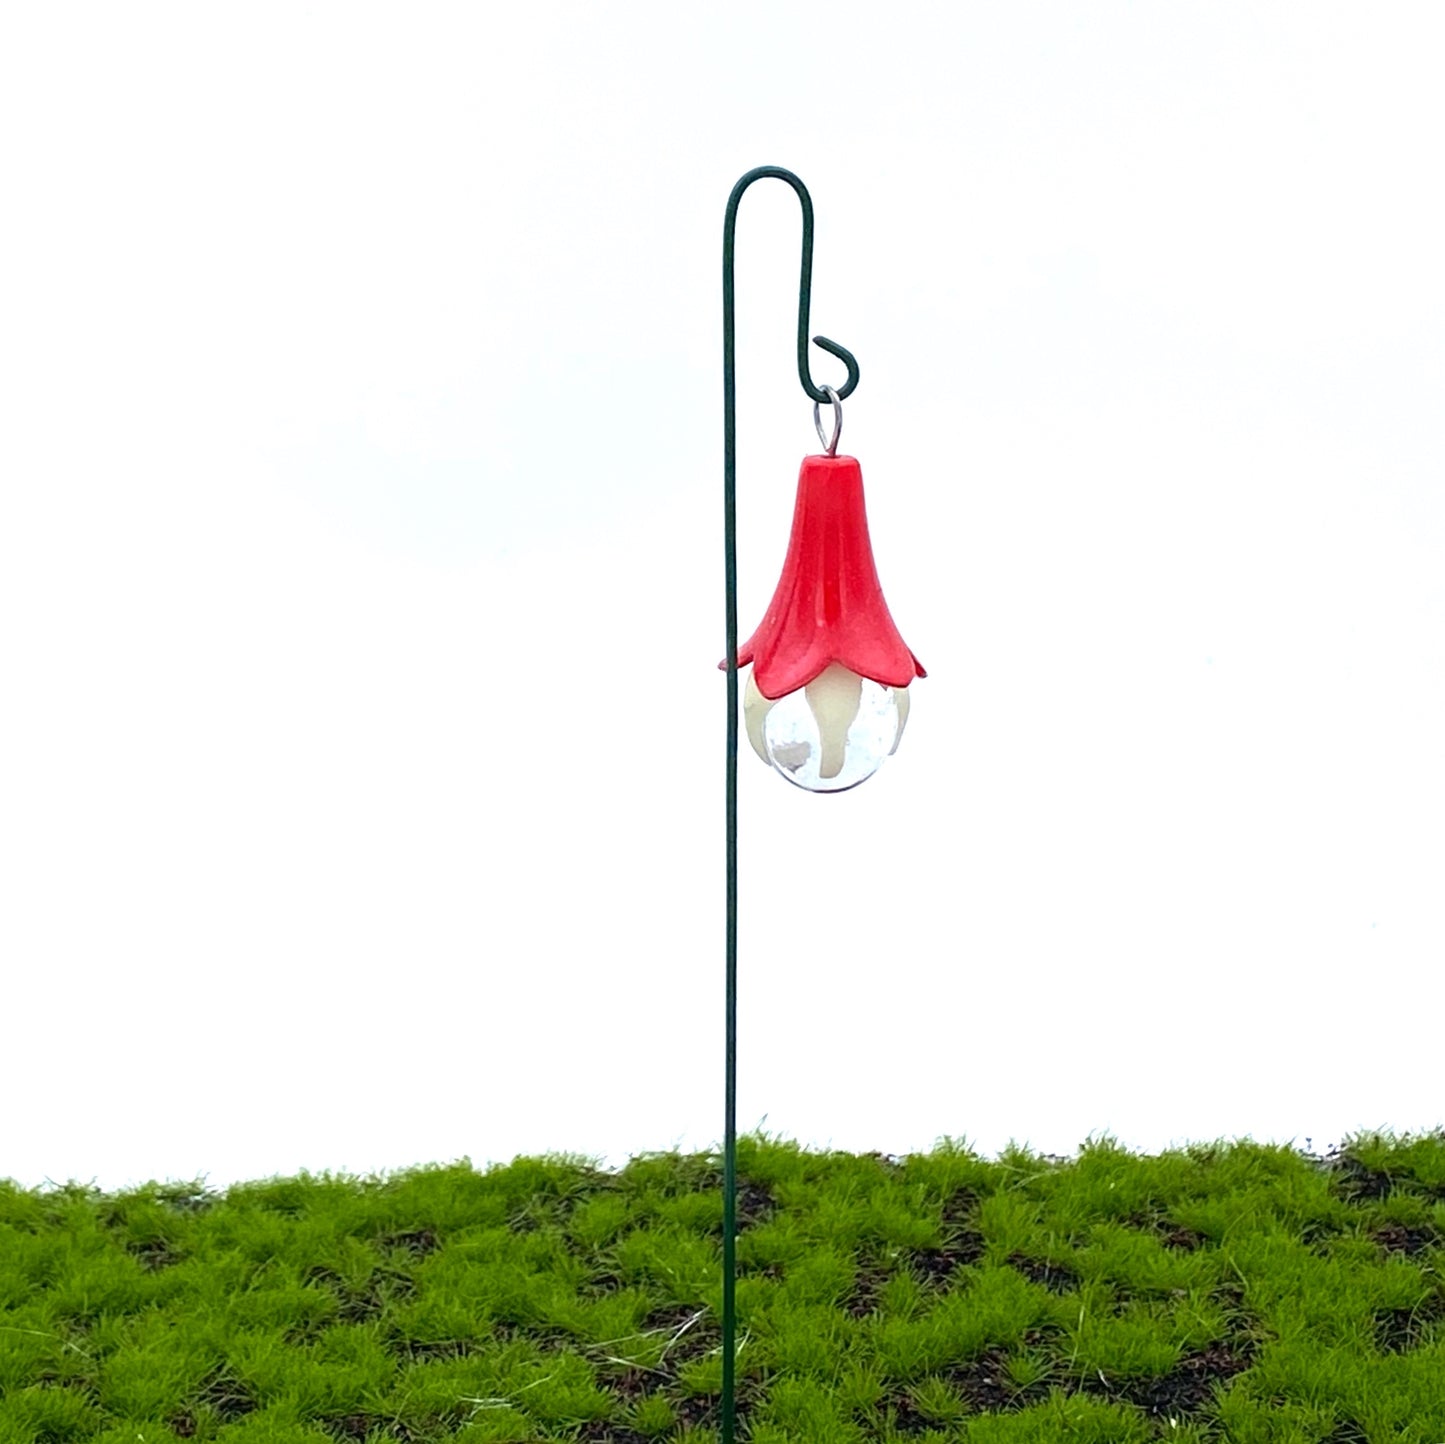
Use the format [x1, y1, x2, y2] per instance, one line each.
[718, 454, 925, 698]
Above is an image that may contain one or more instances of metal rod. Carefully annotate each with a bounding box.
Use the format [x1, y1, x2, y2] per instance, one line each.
[721, 165, 859, 1444]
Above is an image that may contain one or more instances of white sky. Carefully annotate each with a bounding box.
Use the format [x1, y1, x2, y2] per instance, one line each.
[3, 3, 1443, 1200]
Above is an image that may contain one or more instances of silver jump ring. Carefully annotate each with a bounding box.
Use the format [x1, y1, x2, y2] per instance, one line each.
[813, 386, 842, 456]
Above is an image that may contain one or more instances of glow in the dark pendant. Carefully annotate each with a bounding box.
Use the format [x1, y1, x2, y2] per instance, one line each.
[721, 452, 925, 792]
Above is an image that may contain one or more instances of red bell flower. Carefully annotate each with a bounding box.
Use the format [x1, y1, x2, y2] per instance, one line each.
[719, 453, 926, 698]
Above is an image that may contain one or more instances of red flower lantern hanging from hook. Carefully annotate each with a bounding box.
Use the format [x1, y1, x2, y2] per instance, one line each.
[719, 386, 926, 793]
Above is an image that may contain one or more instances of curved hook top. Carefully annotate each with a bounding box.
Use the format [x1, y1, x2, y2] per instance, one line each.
[723, 166, 860, 404]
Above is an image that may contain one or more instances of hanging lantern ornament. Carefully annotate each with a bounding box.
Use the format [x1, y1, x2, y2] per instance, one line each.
[720, 384, 926, 792]
[718, 171, 925, 795]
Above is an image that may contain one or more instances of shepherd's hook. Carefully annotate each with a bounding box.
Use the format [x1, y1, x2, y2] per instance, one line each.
[720, 165, 858, 1444]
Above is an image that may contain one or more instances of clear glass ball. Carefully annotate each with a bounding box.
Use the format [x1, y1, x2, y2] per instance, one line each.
[744, 662, 910, 793]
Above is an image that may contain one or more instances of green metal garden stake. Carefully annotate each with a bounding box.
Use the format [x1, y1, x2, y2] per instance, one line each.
[720, 166, 926, 1444]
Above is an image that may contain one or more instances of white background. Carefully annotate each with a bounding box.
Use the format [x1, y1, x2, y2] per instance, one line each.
[2, 3, 1442, 1199]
